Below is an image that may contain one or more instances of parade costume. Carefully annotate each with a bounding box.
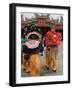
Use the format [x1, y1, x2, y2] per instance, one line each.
[22, 25, 43, 60]
[45, 30, 62, 72]
[45, 31, 62, 47]
[22, 25, 43, 76]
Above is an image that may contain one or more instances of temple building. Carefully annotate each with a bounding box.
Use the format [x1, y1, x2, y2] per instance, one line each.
[21, 14, 63, 39]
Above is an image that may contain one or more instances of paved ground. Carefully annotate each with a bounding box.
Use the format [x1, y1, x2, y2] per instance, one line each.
[21, 42, 63, 77]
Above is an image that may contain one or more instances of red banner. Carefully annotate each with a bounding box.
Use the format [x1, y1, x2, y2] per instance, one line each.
[38, 19, 45, 26]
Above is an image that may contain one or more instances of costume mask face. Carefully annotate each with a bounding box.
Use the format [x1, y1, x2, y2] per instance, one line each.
[24, 31, 42, 49]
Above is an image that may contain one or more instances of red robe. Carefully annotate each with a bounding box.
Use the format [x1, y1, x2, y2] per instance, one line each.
[45, 31, 62, 47]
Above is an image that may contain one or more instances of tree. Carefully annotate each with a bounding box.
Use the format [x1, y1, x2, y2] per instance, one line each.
[56, 17, 59, 23]
[60, 16, 63, 23]
[34, 13, 40, 19]
[21, 13, 24, 21]
[46, 14, 50, 19]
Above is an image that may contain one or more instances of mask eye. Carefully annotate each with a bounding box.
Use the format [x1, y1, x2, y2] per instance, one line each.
[28, 34, 39, 40]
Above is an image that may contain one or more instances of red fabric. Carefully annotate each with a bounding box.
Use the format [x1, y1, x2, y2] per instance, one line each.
[45, 31, 62, 47]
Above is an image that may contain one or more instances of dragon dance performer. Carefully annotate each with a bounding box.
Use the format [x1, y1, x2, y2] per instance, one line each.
[22, 25, 43, 76]
[45, 26, 62, 72]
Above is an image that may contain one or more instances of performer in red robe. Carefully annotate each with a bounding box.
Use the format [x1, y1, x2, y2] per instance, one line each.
[45, 27, 62, 72]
